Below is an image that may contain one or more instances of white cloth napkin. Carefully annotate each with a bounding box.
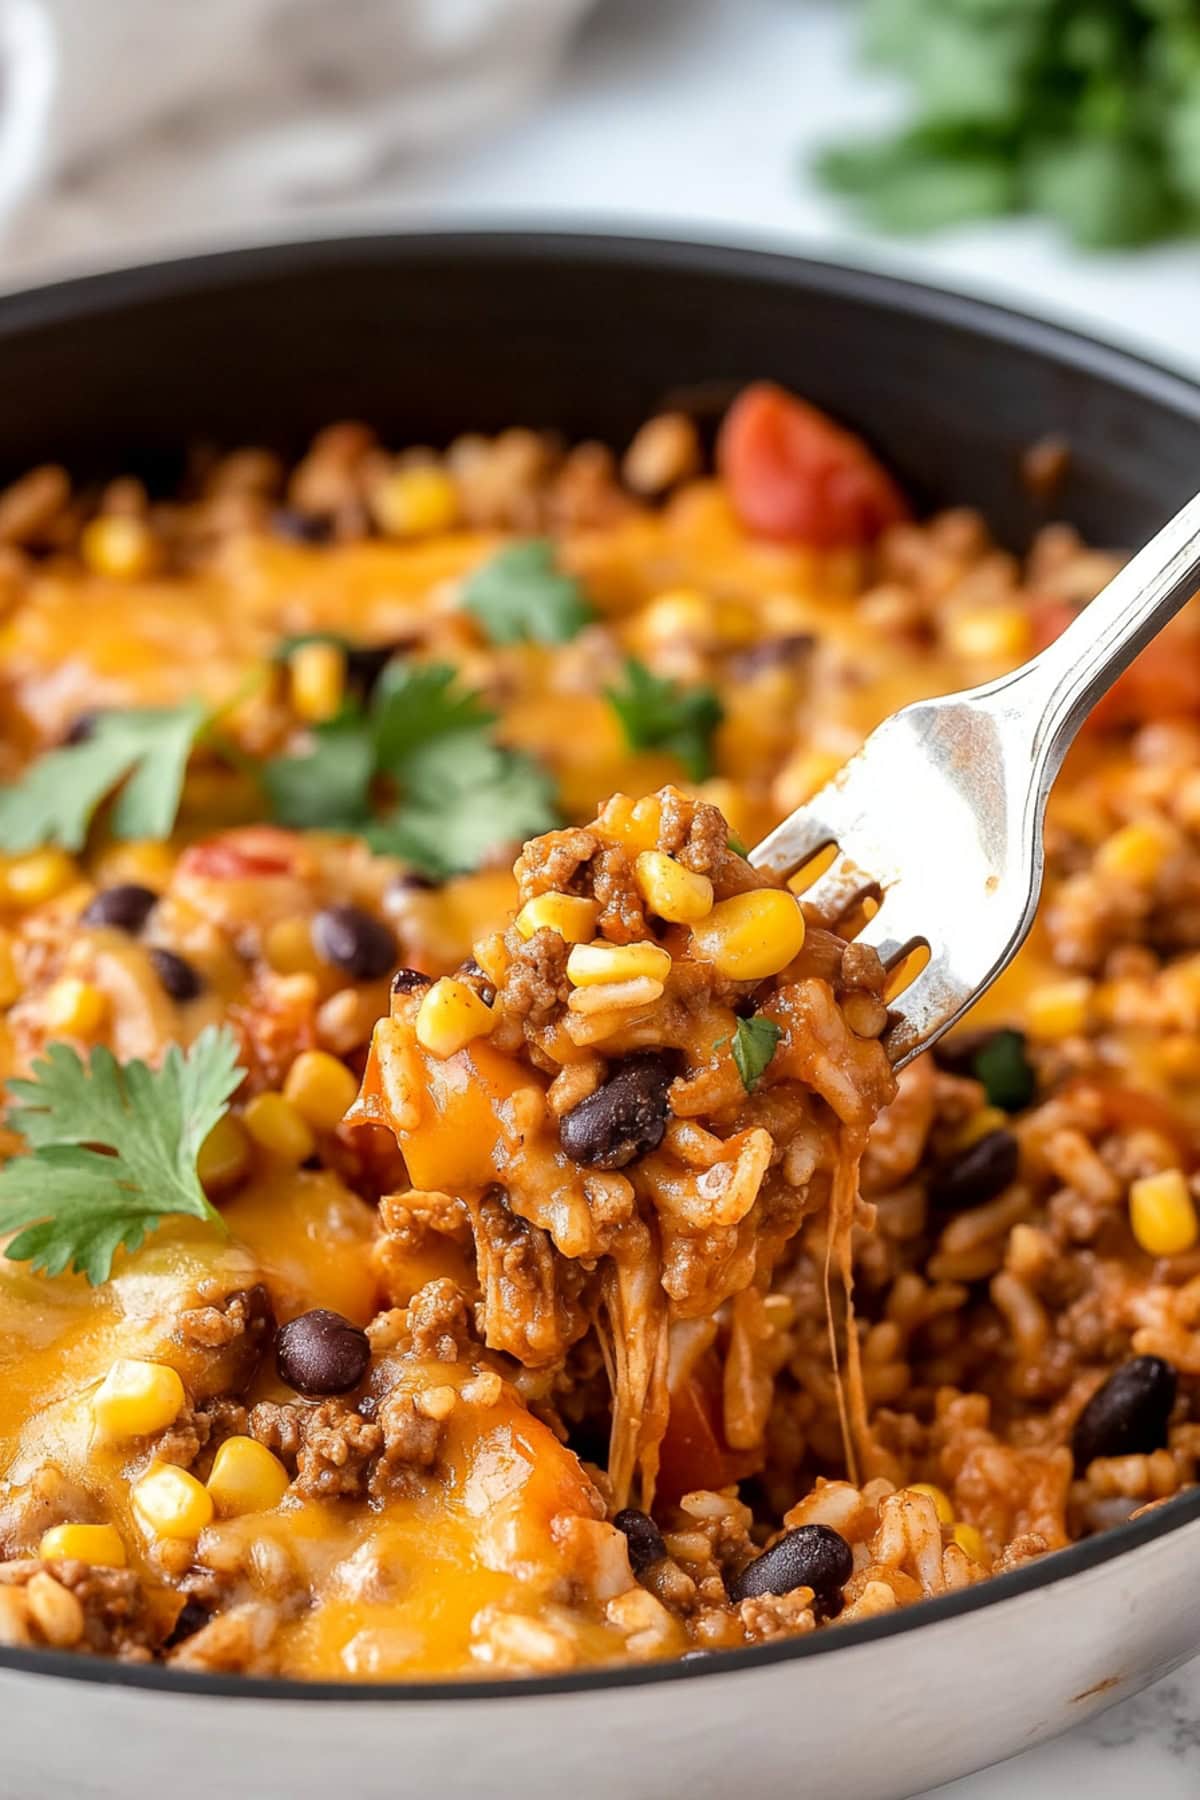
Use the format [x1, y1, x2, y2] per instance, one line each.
[0, 0, 595, 235]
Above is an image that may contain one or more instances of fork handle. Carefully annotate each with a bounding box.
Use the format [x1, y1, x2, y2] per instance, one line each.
[1019, 488, 1200, 778]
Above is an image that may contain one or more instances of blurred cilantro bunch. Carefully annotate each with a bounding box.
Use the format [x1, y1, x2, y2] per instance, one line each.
[819, 0, 1200, 247]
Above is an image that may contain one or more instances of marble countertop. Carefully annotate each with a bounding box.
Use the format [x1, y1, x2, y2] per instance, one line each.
[4, 2, 1200, 1790]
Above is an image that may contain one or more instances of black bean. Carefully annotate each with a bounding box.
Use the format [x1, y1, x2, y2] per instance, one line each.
[391, 967, 432, 996]
[149, 946, 204, 1002]
[271, 509, 333, 544]
[558, 1052, 674, 1171]
[312, 905, 396, 981]
[81, 883, 159, 934]
[1071, 1355, 1177, 1472]
[731, 633, 815, 680]
[164, 1598, 211, 1648]
[388, 871, 437, 898]
[727, 1524, 853, 1606]
[458, 958, 496, 1007]
[62, 708, 103, 745]
[613, 1508, 667, 1575]
[276, 1308, 370, 1397]
[928, 1129, 1019, 1212]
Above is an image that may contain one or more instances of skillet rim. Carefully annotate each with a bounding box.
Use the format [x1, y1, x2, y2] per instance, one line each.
[1, 226, 1200, 1704]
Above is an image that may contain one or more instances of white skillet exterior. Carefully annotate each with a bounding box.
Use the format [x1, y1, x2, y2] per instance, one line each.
[2, 1501, 1199, 1800]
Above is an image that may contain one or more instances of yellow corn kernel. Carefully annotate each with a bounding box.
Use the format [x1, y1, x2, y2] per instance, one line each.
[2, 848, 78, 907]
[515, 894, 600, 944]
[92, 1359, 185, 1441]
[638, 589, 716, 645]
[197, 1112, 251, 1193]
[43, 977, 108, 1038]
[92, 839, 175, 891]
[288, 640, 346, 724]
[415, 977, 496, 1058]
[39, 1523, 127, 1568]
[263, 914, 323, 976]
[206, 1436, 291, 1517]
[1025, 977, 1092, 1040]
[1095, 818, 1176, 886]
[954, 1105, 1009, 1150]
[283, 1049, 359, 1132]
[945, 605, 1033, 663]
[566, 940, 672, 988]
[0, 929, 18, 1007]
[634, 851, 714, 925]
[908, 1483, 954, 1526]
[80, 514, 159, 580]
[242, 1091, 317, 1163]
[371, 465, 459, 538]
[596, 794, 663, 853]
[952, 1522, 987, 1564]
[1129, 1168, 1198, 1257]
[131, 1463, 213, 1541]
[690, 889, 806, 980]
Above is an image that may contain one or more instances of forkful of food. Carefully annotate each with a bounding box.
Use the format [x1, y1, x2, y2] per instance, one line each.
[750, 486, 1200, 1068]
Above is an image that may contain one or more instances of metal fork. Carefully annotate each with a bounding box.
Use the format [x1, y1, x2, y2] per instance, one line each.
[750, 490, 1200, 1068]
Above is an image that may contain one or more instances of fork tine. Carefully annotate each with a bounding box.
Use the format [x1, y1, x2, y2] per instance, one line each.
[843, 894, 919, 969]
[882, 953, 972, 1067]
[749, 804, 839, 883]
[797, 854, 876, 927]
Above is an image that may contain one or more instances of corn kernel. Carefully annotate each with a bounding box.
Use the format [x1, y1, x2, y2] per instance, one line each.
[288, 640, 346, 724]
[39, 1523, 126, 1568]
[1025, 977, 1092, 1040]
[566, 940, 672, 988]
[954, 1105, 1009, 1150]
[415, 977, 496, 1058]
[80, 514, 159, 581]
[92, 1359, 185, 1441]
[1129, 1168, 1198, 1257]
[131, 1462, 213, 1541]
[0, 929, 18, 1007]
[283, 1049, 359, 1132]
[689, 889, 806, 980]
[206, 1436, 291, 1517]
[243, 1091, 316, 1163]
[596, 794, 662, 853]
[515, 894, 600, 944]
[908, 1483, 954, 1526]
[1095, 818, 1176, 886]
[371, 465, 459, 538]
[264, 914, 323, 976]
[197, 1112, 251, 1193]
[44, 977, 108, 1037]
[945, 605, 1033, 662]
[952, 1522, 987, 1564]
[92, 839, 175, 892]
[634, 851, 714, 924]
[638, 589, 715, 645]
[2, 849, 78, 908]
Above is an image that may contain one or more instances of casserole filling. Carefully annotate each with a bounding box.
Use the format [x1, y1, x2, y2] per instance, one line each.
[0, 387, 1198, 1678]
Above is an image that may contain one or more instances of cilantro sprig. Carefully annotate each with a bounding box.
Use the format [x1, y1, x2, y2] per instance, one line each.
[605, 659, 724, 783]
[730, 1016, 782, 1093]
[263, 661, 559, 878]
[0, 702, 207, 854]
[0, 1026, 243, 1285]
[462, 539, 595, 645]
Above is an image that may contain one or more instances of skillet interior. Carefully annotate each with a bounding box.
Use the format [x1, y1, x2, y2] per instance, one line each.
[2, 229, 1200, 1703]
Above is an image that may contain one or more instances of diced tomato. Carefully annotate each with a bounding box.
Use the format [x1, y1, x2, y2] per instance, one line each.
[178, 825, 299, 879]
[716, 381, 910, 548]
[655, 1350, 759, 1505]
[1033, 598, 1200, 729]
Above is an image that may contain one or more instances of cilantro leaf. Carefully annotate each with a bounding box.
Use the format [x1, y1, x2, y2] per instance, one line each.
[369, 732, 559, 879]
[0, 1025, 243, 1285]
[462, 539, 595, 646]
[730, 1016, 782, 1093]
[606, 659, 724, 782]
[261, 706, 376, 830]
[0, 702, 206, 854]
[973, 1028, 1035, 1113]
[370, 662, 496, 768]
